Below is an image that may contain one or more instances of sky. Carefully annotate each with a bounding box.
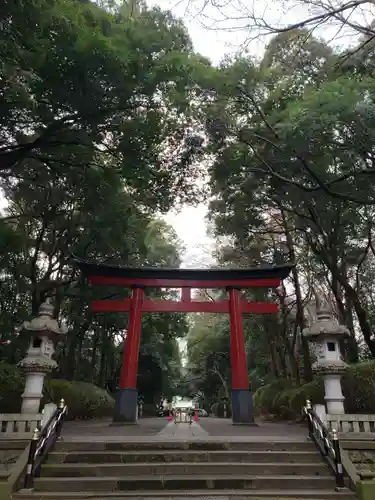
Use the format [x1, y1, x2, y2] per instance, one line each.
[151, 0, 270, 268]
[156, 0, 251, 268]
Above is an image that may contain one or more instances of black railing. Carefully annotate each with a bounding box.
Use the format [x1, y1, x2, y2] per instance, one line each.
[303, 399, 345, 489]
[24, 399, 68, 489]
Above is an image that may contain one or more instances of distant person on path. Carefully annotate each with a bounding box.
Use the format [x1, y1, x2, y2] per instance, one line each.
[188, 408, 193, 426]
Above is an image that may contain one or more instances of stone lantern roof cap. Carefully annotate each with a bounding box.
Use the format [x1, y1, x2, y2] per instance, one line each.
[302, 297, 349, 340]
[22, 298, 67, 337]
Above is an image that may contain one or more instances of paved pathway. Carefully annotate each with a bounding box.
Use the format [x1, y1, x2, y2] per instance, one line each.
[61, 417, 309, 442]
[157, 421, 209, 439]
[198, 417, 307, 440]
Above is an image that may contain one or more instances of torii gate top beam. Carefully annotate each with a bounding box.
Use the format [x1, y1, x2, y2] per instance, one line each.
[74, 259, 294, 289]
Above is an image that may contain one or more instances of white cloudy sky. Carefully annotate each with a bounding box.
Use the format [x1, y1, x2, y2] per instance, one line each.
[156, 0, 276, 268]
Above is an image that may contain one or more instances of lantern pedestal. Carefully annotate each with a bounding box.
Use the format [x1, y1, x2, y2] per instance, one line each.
[18, 300, 66, 414]
[303, 298, 349, 416]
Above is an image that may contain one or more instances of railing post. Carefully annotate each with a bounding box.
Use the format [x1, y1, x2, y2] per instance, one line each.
[24, 428, 39, 489]
[305, 399, 314, 438]
[55, 399, 65, 440]
[38, 409, 44, 432]
[332, 429, 345, 489]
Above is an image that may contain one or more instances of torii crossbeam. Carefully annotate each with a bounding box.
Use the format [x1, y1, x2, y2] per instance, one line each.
[76, 259, 294, 425]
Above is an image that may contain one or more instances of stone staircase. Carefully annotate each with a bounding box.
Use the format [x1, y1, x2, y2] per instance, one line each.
[14, 439, 357, 499]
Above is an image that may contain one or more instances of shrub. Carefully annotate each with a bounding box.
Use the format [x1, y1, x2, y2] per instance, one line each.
[287, 379, 324, 415]
[252, 361, 375, 420]
[210, 402, 219, 416]
[0, 363, 115, 419]
[142, 403, 158, 417]
[253, 378, 296, 416]
[210, 400, 232, 417]
[253, 377, 325, 419]
[343, 361, 375, 413]
[0, 363, 24, 413]
[272, 388, 298, 419]
[43, 379, 115, 420]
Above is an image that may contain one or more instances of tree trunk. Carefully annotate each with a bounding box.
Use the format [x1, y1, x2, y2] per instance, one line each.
[267, 333, 279, 377]
[350, 292, 375, 357]
[63, 334, 77, 380]
[343, 290, 359, 362]
[330, 261, 375, 356]
[91, 331, 99, 383]
[328, 264, 359, 362]
[309, 239, 370, 357]
[213, 368, 230, 399]
[75, 330, 85, 378]
[99, 328, 107, 387]
[282, 208, 311, 381]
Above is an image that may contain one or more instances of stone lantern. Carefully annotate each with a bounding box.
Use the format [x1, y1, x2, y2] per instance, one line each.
[302, 297, 349, 418]
[18, 299, 66, 414]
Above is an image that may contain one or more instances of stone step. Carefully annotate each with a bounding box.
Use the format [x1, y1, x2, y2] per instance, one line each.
[33, 475, 337, 492]
[55, 441, 315, 453]
[41, 462, 332, 477]
[48, 450, 322, 464]
[14, 488, 356, 499]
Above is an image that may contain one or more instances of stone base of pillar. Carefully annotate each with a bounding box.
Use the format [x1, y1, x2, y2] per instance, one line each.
[21, 393, 43, 414]
[112, 388, 138, 424]
[325, 397, 345, 414]
[231, 389, 257, 425]
[21, 371, 46, 414]
[314, 404, 327, 424]
[324, 375, 345, 414]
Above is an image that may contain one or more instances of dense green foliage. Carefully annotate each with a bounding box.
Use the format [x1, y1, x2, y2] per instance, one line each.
[0, 362, 114, 419]
[186, 29, 375, 416]
[0, 0, 214, 406]
[2, 0, 375, 419]
[254, 360, 375, 419]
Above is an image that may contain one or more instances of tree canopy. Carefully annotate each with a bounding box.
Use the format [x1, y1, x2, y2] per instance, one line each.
[186, 28, 375, 409]
[2, 0, 375, 412]
[0, 0, 213, 402]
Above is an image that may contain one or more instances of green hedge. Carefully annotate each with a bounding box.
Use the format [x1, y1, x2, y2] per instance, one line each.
[141, 403, 158, 417]
[253, 378, 296, 417]
[343, 360, 375, 413]
[43, 379, 115, 420]
[253, 360, 375, 419]
[0, 363, 114, 420]
[210, 400, 232, 417]
[0, 362, 24, 413]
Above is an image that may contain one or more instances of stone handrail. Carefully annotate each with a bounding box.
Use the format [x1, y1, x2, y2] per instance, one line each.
[327, 414, 375, 435]
[0, 414, 42, 440]
[0, 441, 31, 500]
[340, 447, 360, 489]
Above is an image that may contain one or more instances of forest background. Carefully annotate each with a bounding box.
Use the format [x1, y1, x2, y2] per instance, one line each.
[1, 0, 375, 419]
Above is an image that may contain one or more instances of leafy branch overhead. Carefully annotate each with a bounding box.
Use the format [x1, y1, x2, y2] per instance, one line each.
[0, 0, 206, 401]
[2, 0, 375, 411]
[200, 28, 375, 392]
[1, 0, 213, 210]
[204, 32, 375, 206]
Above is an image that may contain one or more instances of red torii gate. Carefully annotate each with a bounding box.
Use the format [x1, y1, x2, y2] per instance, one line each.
[76, 259, 294, 424]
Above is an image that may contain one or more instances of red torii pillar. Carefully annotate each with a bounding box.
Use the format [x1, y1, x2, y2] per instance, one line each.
[228, 287, 254, 424]
[114, 286, 144, 423]
[75, 259, 294, 425]
[115, 286, 255, 424]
